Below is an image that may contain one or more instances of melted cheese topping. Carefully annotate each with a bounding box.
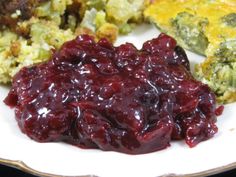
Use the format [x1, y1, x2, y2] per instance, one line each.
[144, 0, 236, 56]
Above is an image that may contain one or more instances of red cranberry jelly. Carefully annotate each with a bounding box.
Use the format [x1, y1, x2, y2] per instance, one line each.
[4, 34, 222, 154]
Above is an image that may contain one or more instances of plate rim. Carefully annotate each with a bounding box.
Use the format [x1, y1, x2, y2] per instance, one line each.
[1, 158, 236, 177]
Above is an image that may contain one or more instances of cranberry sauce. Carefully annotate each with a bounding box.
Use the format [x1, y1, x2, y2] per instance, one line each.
[4, 34, 222, 154]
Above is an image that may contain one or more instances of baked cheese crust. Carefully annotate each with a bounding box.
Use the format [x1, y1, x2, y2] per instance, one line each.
[145, 0, 236, 103]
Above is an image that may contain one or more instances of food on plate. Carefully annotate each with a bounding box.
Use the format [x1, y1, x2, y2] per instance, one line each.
[4, 34, 223, 154]
[144, 0, 236, 103]
[0, 0, 145, 83]
[0, 0, 49, 29]
[144, 0, 236, 56]
[0, 19, 74, 84]
[195, 41, 236, 103]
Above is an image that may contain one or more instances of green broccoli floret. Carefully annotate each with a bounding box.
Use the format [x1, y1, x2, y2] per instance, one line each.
[195, 40, 236, 103]
[171, 12, 209, 55]
[215, 40, 236, 62]
[222, 13, 236, 27]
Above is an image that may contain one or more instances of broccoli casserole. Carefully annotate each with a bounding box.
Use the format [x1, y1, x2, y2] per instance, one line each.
[144, 0, 236, 103]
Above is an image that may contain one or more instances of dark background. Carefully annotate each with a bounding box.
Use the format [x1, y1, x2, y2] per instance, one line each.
[0, 164, 236, 177]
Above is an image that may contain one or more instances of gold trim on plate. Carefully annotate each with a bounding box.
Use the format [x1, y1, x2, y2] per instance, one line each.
[0, 157, 236, 177]
[0, 158, 96, 177]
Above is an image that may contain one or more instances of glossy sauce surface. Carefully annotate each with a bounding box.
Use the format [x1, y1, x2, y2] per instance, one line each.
[4, 34, 222, 154]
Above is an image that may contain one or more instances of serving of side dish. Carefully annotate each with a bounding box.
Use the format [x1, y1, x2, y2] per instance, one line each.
[1, 24, 236, 177]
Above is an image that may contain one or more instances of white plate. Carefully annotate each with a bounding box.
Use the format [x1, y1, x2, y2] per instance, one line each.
[1, 24, 236, 177]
